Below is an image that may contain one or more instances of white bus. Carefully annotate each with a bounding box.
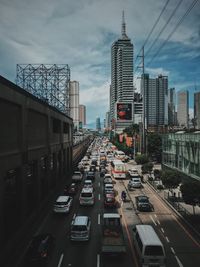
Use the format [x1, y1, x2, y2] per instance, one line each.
[133, 224, 166, 267]
[114, 150, 126, 161]
[111, 160, 126, 179]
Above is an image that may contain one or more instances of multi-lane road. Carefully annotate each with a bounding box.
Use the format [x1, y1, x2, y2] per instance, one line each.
[17, 160, 200, 267]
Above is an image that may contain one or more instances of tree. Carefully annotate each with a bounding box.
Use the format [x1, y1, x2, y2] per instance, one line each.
[141, 162, 154, 174]
[147, 133, 162, 163]
[180, 182, 200, 214]
[161, 170, 181, 190]
[135, 154, 149, 165]
[123, 124, 139, 136]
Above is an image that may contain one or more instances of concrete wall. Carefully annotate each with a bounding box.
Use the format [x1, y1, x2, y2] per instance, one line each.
[0, 76, 74, 263]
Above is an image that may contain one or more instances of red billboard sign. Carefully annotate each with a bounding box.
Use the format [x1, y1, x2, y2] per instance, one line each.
[116, 103, 132, 121]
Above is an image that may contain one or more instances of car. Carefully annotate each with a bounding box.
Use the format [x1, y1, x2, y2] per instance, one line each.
[83, 179, 93, 189]
[53, 196, 73, 214]
[79, 187, 94, 206]
[104, 193, 117, 208]
[128, 177, 142, 190]
[86, 171, 95, 181]
[103, 177, 113, 184]
[100, 168, 107, 177]
[64, 183, 77, 196]
[104, 183, 114, 195]
[135, 195, 154, 212]
[72, 171, 83, 182]
[90, 164, 96, 172]
[128, 168, 139, 176]
[23, 233, 55, 266]
[104, 173, 112, 179]
[70, 215, 91, 241]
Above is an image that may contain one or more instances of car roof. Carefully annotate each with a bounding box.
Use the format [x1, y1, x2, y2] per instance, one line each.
[73, 216, 89, 225]
[56, 195, 71, 202]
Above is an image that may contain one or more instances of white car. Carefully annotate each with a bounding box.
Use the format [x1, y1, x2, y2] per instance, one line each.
[128, 177, 142, 190]
[72, 171, 83, 182]
[54, 196, 73, 213]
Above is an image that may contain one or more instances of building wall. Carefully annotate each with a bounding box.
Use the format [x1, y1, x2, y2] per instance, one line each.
[79, 104, 86, 126]
[162, 132, 200, 181]
[69, 81, 79, 129]
[194, 92, 200, 129]
[0, 76, 73, 263]
[177, 90, 189, 128]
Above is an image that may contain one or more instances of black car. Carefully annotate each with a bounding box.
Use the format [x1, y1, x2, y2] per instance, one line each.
[86, 171, 95, 181]
[64, 183, 77, 196]
[135, 195, 154, 212]
[23, 234, 55, 266]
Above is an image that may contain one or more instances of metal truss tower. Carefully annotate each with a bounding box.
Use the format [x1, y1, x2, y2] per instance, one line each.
[16, 64, 70, 115]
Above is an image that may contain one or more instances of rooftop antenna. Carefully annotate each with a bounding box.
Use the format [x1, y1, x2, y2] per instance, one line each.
[122, 10, 128, 39]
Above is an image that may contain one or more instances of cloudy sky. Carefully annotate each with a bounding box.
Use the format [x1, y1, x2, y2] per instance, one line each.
[0, 0, 199, 127]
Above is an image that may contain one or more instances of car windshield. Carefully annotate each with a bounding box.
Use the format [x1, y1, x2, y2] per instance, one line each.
[72, 225, 87, 231]
[81, 193, 92, 197]
[145, 245, 164, 256]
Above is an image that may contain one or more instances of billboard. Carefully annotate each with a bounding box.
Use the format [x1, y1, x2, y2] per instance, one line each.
[116, 103, 132, 121]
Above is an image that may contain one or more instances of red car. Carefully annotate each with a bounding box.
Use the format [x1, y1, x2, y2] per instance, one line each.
[104, 193, 117, 208]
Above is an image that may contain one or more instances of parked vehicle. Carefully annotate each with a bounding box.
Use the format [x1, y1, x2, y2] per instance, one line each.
[72, 171, 83, 182]
[101, 213, 126, 255]
[23, 234, 55, 266]
[135, 195, 154, 212]
[133, 224, 166, 267]
[70, 215, 91, 241]
[53, 196, 73, 214]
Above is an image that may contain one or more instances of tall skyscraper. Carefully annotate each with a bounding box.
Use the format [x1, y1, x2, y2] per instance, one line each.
[110, 11, 134, 133]
[79, 104, 86, 127]
[105, 111, 110, 130]
[96, 117, 101, 131]
[142, 74, 168, 130]
[69, 81, 79, 130]
[168, 88, 176, 126]
[177, 90, 189, 128]
[194, 92, 200, 129]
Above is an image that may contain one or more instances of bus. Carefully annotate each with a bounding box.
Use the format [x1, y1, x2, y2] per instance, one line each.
[111, 160, 126, 179]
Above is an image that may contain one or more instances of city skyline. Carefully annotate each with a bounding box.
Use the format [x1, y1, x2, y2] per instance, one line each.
[0, 0, 199, 127]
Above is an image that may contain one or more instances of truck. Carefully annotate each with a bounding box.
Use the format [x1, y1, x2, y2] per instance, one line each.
[101, 213, 126, 255]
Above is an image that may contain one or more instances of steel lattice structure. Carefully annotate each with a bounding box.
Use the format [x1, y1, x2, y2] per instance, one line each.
[16, 64, 70, 114]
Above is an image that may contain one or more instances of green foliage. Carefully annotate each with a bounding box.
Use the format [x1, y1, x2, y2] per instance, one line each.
[141, 162, 154, 174]
[123, 124, 139, 136]
[180, 182, 200, 206]
[154, 169, 162, 178]
[161, 170, 181, 189]
[147, 133, 162, 162]
[135, 154, 149, 165]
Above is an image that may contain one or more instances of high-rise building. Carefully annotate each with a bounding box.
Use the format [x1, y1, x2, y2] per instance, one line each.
[133, 92, 143, 124]
[110, 11, 134, 133]
[142, 74, 168, 130]
[96, 117, 101, 131]
[194, 92, 200, 129]
[79, 104, 86, 127]
[69, 81, 79, 130]
[105, 111, 110, 130]
[168, 88, 176, 126]
[177, 90, 189, 128]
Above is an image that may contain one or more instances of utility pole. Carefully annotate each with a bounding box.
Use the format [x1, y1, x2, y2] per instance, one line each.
[137, 46, 146, 154]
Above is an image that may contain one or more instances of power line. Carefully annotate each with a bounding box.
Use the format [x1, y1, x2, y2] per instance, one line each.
[147, 0, 199, 66]
[136, 0, 171, 62]
[145, 0, 184, 58]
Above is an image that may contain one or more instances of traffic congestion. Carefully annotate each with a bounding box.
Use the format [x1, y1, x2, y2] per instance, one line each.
[20, 137, 200, 267]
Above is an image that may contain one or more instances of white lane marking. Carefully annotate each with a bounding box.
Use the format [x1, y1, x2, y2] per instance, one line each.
[175, 255, 184, 267]
[154, 214, 157, 218]
[58, 253, 64, 267]
[98, 214, 101, 224]
[150, 215, 157, 226]
[157, 220, 160, 225]
[98, 182, 100, 187]
[161, 228, 165, 233]
[98, 194, 101, 201]
[165, 236, 170, 243]
[171, 247, 175, 254]
[97, 254, 100, 267]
